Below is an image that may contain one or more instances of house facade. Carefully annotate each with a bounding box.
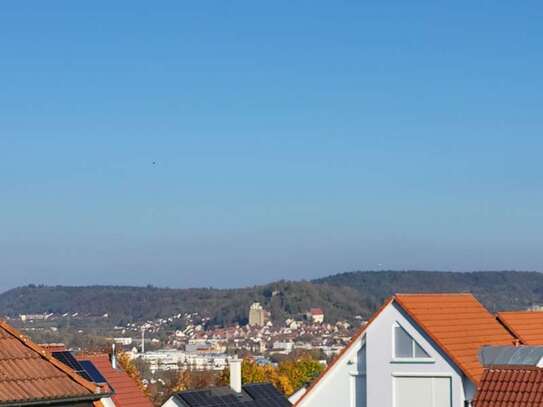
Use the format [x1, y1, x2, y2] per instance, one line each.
[296, 293, 516, 407]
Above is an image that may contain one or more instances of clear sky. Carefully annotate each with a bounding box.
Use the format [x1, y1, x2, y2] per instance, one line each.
[1, 2, 542, 290]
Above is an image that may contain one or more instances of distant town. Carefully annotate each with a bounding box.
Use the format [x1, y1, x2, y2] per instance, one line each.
[13, 301, 360, 370]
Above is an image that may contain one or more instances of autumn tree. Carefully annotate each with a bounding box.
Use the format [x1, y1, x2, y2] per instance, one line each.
[117, 352, 151, 397]
[219, 355, 323, 397]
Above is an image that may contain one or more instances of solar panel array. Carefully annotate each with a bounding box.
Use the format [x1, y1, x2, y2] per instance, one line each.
[177, 383, 291, 407]
[180, 387, 254, 407]
[243, 384, 291, 407]
[79, 360, 108, 384]
[52, 351, 93, 382]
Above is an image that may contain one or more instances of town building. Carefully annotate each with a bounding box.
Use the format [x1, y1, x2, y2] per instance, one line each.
[307, 308, 324, 324]
[249, 302, 268, 327]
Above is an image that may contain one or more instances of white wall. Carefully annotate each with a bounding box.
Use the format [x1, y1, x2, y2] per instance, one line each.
[297, 301, 473, 407]
[162, 396, 182, 407]
[297, 337, 365, 407]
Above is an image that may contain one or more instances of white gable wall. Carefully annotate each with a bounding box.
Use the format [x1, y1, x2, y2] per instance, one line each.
[297, 301, 474, 407]
[297, 335, 366, 407]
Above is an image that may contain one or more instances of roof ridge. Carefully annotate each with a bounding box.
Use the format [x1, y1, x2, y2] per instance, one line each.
[498, 310, 543, 314]
[485, 364, 542, 370]
[0, 320, 104, 394]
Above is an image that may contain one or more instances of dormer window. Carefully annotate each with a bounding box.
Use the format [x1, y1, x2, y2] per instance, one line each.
[393, 322, 431, 359]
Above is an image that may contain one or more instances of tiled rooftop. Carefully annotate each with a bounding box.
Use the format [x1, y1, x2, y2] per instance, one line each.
[497, 311, 543, 345]
[395, 293, 517, 383]
[80, 354, 153, 407]
[0, 321, 103, 405]
[474, 366, 543, 407]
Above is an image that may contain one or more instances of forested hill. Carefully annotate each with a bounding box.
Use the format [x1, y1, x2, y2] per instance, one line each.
[1, 271, 542, 325]
[314, 270, 543, 313]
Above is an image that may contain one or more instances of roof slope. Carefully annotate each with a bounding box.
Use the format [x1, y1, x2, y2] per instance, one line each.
[497, 311, 543, 344]
[81, 354, 153, 407]
[0, 320, 103, 405]
[474, 366, 543, 407]
[395, 293, 516, 383]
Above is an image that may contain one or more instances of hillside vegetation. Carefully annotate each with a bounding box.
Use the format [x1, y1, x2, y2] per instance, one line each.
[1, 271, 542, 325]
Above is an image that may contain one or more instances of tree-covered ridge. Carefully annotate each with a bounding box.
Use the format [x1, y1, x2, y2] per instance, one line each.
[0, 281, 366, 325]
[1, 271, 542, 325]
[315, 270, 543, 313]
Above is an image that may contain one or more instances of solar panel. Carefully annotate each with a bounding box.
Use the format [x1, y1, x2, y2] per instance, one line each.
[52, 351, 93, 382]
[243, 383, 291, 406]
[179, 387, 255, 406]
[79, 360, 108, 384]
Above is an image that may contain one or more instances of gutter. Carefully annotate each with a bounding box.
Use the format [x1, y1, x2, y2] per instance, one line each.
[0, 391, 114, 407]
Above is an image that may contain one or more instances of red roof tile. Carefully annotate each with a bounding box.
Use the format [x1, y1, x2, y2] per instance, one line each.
[80, 354, 153, 407]
[310, 308, 324, 315]
[0, 320, 105, 405]
[474, 366, 543, 407]
[497, 311, 543, 345]
[39, 343, 67, 353]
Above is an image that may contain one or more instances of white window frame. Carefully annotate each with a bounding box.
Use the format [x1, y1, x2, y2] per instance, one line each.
[391, 321, 434, 363]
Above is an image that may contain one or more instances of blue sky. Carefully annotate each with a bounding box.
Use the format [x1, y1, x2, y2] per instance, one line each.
[1, 2, 542, 289]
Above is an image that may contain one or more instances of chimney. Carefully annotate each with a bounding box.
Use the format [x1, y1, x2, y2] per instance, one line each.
[111, 343, 117, 369]
[141, 327, 145, 353]
[229, 356, 242, 393]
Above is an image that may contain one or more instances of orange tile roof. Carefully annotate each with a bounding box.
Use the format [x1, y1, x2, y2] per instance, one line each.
[39, 343, 68, 353]
[80, 354, 153, 407]
[0, 320, 105, 405]
[473, 366, 543, 407]
[497, 311, 543, 345]
[395, 293, 517, 383]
